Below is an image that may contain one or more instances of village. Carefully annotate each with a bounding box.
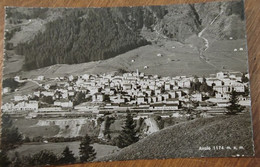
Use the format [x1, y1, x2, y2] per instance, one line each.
[2, 70, 250, 119]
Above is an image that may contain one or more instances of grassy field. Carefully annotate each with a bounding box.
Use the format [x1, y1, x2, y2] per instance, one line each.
[3, 50, 24, 75]
[4, 8, 63, 76]
[8, 142, 119, 160]
[97, 112, 254, 161]
[204, 39, 248, 72]
[12, 117, 101, 138]
[13, 38, 248, 79]
[12, 118, 60, 138]
[2, 81, 40, 103]
[10, 115, 184, 140]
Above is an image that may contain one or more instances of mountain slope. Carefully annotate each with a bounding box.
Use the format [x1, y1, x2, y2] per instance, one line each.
[6, 0, 246, 71]
[14, 8, 150, 70]
[97, 113, 254, 161]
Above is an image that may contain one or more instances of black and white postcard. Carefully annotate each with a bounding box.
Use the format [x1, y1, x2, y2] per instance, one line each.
[1, 0, 255, 166]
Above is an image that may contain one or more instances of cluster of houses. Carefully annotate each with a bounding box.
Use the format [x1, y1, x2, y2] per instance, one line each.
[2, 70, 250, 116]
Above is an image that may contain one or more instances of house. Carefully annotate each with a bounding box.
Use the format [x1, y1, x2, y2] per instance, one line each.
[143, 89, 152, 96]
[38, 107, 63, 112]
[161, 93, 170, 101]
[172, 112, 183, 117]
[233, 84, 245, 92]
[178, 79, 191, 88]
[229, 72, 243, 82]
[88, 86, 101, 95]
[79, 88, 88, 93]
[151, 96, 157, 103]
[172, 86, 179, 90]
[41, 91, 55, 97]
[155, 89, 161, 96]
[216, 72, 226, 79]
[137, 96, 145, 104]
[76, 78, 85, 86]
[213, 85, 231, 94]
[68, 75, 74, 81]
[68, 91, 75, 97]
[180, 88, 189, 95]
[245, 73, 250, 79]
[164, 104, 179, 110]
[14, 95, 29, 102]
[206, 98, 229, 104]
[14, 76, 21, 82]
[238, 96, 251, 106]
[168, 91, 176, 98]
[20, 101, 39, 111]
[206, 78, 222, 87]
[215, 92, 230, 99]
[92, 93, 104, 102]
[37, 76, 45, 81]
[152, 103, 178, 110]
[179, 96, 190, 102]
[147, 97, 152, 103]
[157, 95, 163, 102]
[141, 84, 148, 89]
[137, 91, 145, 97]
[61, 91, 68, 99]
[3, 87, 11, 94]
[149, 85, 156, 90]
[176, 90, 182, 98]
[217, 102, 230, 107]
[44, 84, 51, 90]
[165, 98, 179, 105]
[3, 101, 39, 112]
[82, 74, 90, 80]
[165, 83, 171, 90]
[191, 93, 202, 102]
[54, 100, 73, 108]
[122, 84, 132, 90]
[110, 95, 125, 104]
[2, 102, 15, 112]
[33, 91, 41, 97]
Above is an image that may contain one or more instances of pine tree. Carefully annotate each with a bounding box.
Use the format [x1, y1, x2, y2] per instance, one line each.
[12, 152, 22, 167]
[241, 73, 249, 83]
[2, 114, 22, 150]
[59, 146, 76, 164]
[74, 92, 85, 105]
[199, 77, 208, 92]
[116, 113, 139, 148]
[0, 151, 11, 167]
[27, 150, 58, 166]
[79, 134, 96, 162]
[226, 90, 245, 115]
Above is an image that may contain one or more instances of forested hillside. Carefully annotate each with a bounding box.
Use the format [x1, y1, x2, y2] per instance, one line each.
[9, 0, 245, 70]
[14, 8, 153, 70]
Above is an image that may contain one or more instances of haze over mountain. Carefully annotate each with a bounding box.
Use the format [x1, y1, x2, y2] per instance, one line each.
[4, 0, 246, 72]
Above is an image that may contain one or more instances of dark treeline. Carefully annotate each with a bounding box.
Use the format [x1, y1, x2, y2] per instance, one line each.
[3, 78, 24, 92]
[14, 7, 169, 70]
[6, 8, 49, 20]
